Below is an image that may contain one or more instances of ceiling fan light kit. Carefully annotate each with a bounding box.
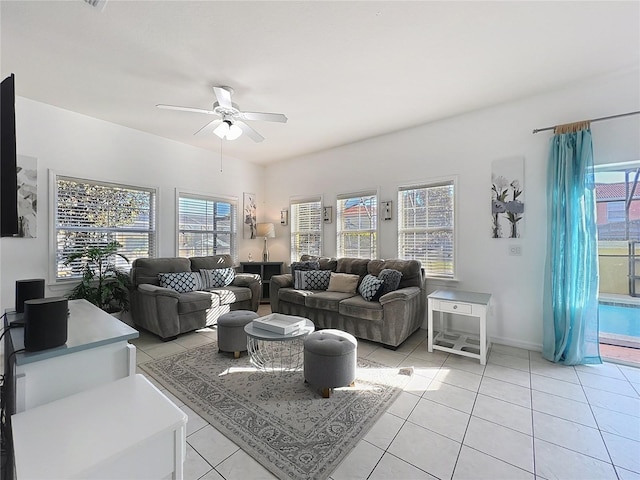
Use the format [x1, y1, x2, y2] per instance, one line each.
[157, 86, 287, 143]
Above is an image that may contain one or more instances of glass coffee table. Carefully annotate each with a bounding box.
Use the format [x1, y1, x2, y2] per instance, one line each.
[244, 316, 315, 373]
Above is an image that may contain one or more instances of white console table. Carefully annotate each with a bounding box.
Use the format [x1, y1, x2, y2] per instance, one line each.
[427, 289, 492, 365]
[12, 374, 187, 480]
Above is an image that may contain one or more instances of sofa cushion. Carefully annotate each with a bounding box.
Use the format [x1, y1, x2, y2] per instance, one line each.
[294, 269, 332, 290]
[279, 288, 313, 306]
[189, 254, 234, 270]
[201, 267, 235, 288]
[131, 257, 191, 286]
[159, 271, 203, 293]
[368, 259, 423, 289]
[378, 269, 402, 296]
[359, 274, 384, 301]
[339, 295, 384, 321]
[336, 258, 370, 277]
[300, 255, 338, 272]
[177, 290, 216, 314]
[305, 291, 355, 312]
[210, 285, 252, 305]
[327, 273, 359, 293]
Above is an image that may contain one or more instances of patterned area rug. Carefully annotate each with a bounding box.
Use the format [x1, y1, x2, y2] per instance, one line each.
[140, 340, 412, 480]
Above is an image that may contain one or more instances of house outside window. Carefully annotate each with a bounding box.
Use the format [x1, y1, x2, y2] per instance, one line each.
[398, 179, 455, 278]
[290, 197, 322, 263]
[177, 192, 237, 261]
[54, 175, 156, 281]
[337, 191, 377, 258]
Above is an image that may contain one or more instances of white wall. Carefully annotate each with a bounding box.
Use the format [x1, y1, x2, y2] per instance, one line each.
[0, 97, 267, 309]
[263, 68, 640, 350]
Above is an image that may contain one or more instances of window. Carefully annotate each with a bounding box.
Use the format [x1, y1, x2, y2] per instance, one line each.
[398, 179, 455, 278]
[54, 175, 156, 280]
[177, 192, 237, 261]
[337, 191, 377, 258]
[290, 197, 322, 263]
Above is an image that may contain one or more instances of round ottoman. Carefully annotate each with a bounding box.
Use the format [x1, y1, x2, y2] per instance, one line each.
[217, 310, 259, 358]
[304, 329, 357, 398]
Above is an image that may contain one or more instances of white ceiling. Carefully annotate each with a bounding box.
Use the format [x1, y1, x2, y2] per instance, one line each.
[1, 1, 639, 165]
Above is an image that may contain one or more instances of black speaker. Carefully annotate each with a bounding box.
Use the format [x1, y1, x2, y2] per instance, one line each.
[24, 297, 68, 352]
[15, 278, 45, 314]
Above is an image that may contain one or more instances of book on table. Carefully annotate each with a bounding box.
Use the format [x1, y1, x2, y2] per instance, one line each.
[252, 314, 307, 335]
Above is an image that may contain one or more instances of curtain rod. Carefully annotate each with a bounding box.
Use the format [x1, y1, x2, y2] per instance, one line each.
[532, 110, 640, 134]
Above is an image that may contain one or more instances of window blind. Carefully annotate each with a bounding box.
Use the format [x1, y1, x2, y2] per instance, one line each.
[55, 176, 156, 280]
[290, 198, 322, 262]
[177, 193, 237, 261]
[337, 192, 377, 258]
[398, 181, 455, 277]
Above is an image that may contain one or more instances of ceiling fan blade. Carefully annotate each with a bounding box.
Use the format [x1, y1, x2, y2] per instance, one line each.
[213, 87, 233, 109]
[194, 118, 222, 136]
[157, 104, 216, 115]
[235, 120, 264, 143]
[240, 111, 288, 123]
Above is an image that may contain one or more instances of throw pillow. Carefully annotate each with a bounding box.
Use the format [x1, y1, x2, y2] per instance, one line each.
[291, 260, 320, 289]
[200, 267, 235, 288]
[294, 269, 332, 290]
[326, 273, 360, 294]
[378, 268, 403, 296]
[359, 274, 384, 302]
[158, 271, 203, 293]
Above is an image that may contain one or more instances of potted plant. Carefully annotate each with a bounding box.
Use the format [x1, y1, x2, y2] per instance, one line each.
[65, 241, 131, 314]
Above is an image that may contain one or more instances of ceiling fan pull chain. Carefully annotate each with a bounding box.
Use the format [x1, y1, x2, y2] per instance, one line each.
[220, 140, 223, 173]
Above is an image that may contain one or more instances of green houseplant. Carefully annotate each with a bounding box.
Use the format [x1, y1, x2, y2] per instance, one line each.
[65, 241, 131, 314]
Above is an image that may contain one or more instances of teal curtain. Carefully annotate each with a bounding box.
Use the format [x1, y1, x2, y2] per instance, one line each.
[543, 127, 601, 365]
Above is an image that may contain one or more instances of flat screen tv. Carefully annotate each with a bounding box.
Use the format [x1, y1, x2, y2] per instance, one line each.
[1, 73, 19, 237]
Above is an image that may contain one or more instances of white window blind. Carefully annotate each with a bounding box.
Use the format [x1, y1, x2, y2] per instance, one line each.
[290, 198, 322, 263]
[55, 176, 156, 280]
[398, 180, 455, 278]
[337, 192, 377, 258]
[178, 193, 237, 261]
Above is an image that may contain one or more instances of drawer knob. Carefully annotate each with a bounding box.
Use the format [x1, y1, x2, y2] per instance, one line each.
[453, 305, 457, 309]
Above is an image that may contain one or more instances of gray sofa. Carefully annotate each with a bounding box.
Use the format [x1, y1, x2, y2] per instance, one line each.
[270, 256, 426, 348]
[130, 255, 261, 340]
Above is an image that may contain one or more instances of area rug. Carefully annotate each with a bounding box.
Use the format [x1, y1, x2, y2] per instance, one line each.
[140, 339, 412, 480]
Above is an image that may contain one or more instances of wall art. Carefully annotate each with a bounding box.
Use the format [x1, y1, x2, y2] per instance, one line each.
[491, 157, 524, 238]
[243, 192, 257, 239]
[16, 154, 37, 238]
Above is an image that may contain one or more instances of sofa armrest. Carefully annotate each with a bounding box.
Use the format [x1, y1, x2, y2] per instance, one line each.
[232, 273, 262, 311]
[378, 286, 425, 347]
[378, 286, 420, 305]
[138, 283, 180, 299]
[269, 274, 293, 313]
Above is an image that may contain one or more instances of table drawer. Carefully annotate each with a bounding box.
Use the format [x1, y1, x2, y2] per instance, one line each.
[438, 300, 473, 315]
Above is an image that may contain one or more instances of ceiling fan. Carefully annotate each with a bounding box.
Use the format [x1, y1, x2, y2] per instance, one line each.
[156, 86, 287, 143]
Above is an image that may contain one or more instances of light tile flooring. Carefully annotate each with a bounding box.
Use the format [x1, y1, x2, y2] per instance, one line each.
[132, 308, 640, 480]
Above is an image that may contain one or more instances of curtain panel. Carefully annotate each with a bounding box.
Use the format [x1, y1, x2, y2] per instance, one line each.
[543, 126, 601, 365]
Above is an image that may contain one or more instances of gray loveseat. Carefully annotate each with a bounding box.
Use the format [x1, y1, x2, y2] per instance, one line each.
[130, 255, 261, 340]
[270, 257, 426, 348]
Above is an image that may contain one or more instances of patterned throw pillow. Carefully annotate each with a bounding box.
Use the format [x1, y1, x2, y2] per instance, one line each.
[378, 269, 402, 296]
[294, 269, 332, 290]
[291, 261, 320, 289]
[158, 271, 203, 293]
[358, 274, 384, 301]
[200, 268, 235, 288]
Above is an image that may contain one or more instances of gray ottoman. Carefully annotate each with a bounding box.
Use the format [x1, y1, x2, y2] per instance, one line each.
[304, 329, 357, 398]
[217, 310, 259, 358]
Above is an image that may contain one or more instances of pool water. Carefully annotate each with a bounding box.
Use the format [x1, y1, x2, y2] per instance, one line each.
[599, 303, 640, 337]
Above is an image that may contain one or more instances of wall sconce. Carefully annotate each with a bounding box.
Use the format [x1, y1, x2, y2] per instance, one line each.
[382, 201, 392, 221]
[323, 206, 332, 223]
[280, 209, 288, 226]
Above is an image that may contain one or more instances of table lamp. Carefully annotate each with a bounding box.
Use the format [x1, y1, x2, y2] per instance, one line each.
[256, 223, 275, 261]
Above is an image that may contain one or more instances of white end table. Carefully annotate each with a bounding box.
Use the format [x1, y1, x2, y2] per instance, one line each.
[427, 289, 492, 365]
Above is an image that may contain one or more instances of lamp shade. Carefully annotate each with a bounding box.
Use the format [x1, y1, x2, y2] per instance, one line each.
[256, 222, 276, 238]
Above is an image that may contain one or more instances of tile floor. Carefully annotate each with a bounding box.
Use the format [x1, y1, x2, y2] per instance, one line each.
[132, 308, 640, 480]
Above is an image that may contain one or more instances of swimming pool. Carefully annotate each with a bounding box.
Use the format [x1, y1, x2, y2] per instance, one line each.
[599, 302, 640, 348]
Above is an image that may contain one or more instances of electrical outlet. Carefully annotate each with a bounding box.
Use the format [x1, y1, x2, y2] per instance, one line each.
[509, 245, 522, 256]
